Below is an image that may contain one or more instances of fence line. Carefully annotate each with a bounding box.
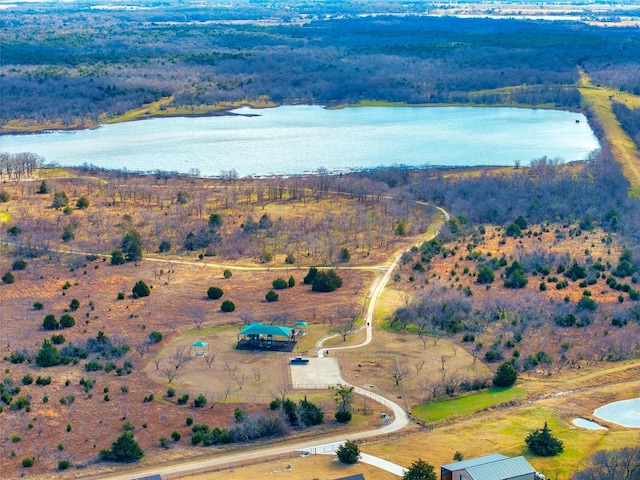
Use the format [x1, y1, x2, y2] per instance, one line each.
[176, 379, 401, 404]
[163, 450, 301, 479]
[181, 390, 273, 403]
[334, 351, 397, 358]
[291, 383, 336, 390]
[394, 354, 411, 412]
[162, 428, 429, 479]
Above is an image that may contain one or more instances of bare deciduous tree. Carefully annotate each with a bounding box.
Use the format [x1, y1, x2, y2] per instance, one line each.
[204, 352, 216, 368]
[271, 384, 291, 404]
[336, 318, 357, 342]
[163, 368, 180, 383]
[224, 360, 237, 377]
[163, 319, 179, 334]
[235, 373, 247, 390]
[416, 321, 429, 350]
[152, 356, 162, 370]
[239, 310, 255, 326]
[167, 346, 188, 370]
[36, 445, 47, 462]
[440, 355, 449, 382]
[443, 372, 462, 396]
[472, 343, 483, 365]
[135, 342, 149, 358]
[193, 314, 206, 330]
[223, 384, 232, 401]
[335, 302, 359, 341]
[422, 380, 442, 400]
[391, 364, 410, 386]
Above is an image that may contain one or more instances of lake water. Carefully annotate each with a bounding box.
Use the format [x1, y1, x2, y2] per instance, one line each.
[0, 106, 599, 177]
[593, 397, 640, 428]
[572, 418, 607, 430]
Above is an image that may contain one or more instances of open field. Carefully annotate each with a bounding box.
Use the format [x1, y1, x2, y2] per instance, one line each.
[412, 387, 528, 422]
[426, 2, 640, 27]
[103, 98, 279, 126]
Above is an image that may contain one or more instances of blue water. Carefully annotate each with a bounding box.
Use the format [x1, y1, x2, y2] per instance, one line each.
[0, 106, 599, 177]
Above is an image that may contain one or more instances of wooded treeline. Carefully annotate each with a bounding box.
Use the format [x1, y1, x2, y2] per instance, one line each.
[2, 4, 639, 129]
[613, 101, 640, 148]
[2, 141, 638, 267]
[0, 165, 435, 267]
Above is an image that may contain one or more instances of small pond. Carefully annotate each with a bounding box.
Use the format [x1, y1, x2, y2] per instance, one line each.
[593, 397, 640, 428]
[572, 418, 607, 430]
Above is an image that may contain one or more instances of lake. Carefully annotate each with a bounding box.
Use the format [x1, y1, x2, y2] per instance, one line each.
[593, 397, 640, 428]
[0, 106, 599, 177]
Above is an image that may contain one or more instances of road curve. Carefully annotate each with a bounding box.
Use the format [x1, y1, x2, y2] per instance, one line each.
[91, 203, 449, 480]
[318, 202, 449, 356]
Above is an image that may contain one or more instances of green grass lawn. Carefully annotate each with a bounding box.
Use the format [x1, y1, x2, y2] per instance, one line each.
[412, 387, 527, 422]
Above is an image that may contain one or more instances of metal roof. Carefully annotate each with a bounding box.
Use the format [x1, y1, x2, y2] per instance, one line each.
[335, 474, 365, 480]
[466, 456, 535, 480]
[441, 453, 508, 472]
[239, 322, 292, 337]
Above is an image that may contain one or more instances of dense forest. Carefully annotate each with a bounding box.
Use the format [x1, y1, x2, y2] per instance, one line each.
[1, 2, 640, 129]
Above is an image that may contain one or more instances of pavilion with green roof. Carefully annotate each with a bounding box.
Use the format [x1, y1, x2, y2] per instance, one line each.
[190, 341, 208, 356]
[236, 322, 296, 352]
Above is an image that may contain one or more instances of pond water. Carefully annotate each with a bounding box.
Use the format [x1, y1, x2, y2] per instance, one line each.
[593, 397, 640, 428]
[0, 106, 599, 177]
[572, 418, 607, 430]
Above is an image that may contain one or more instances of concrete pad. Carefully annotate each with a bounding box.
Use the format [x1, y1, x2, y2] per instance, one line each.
[360, 453, 407, 477]
[299, 446, 407, 477]
[290, 357, 343, 388]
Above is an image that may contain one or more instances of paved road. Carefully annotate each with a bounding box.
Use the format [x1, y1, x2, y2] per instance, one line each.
[91, 203, 449, 480]
[317, 202, 449, 357]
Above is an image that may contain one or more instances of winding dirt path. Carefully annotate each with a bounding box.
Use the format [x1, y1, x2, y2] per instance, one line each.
[88, 203, 450, 480]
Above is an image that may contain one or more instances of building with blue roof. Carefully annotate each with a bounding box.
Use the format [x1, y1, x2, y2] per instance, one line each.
[236, 322, 296, 352]
[441, 453, 542, 480]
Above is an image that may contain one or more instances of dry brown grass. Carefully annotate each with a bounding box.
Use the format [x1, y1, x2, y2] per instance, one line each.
[0, 251, 376, 478]
[2, 169, 639, 480]
[180, 454, 399, 480]
[382, 222, 638, 375]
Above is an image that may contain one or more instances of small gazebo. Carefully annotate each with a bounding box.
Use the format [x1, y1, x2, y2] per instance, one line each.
[190, 341, 208, 356]
[294, 321, 309, 336]
[236, 322, 296, 352]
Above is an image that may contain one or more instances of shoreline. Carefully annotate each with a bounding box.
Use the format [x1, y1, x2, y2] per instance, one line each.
[0, 101, 582, 137]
